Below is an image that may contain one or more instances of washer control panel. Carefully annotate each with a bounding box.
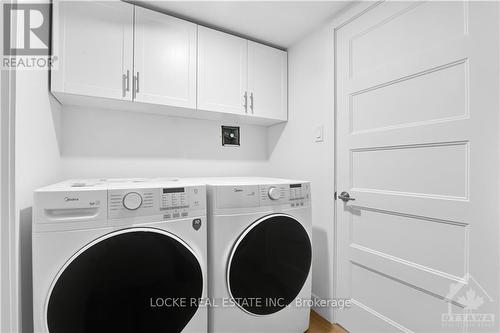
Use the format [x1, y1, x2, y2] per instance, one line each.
[160, 187, 203, 219]
[108, 186, 205, 220]
[161, 187, 188, 211]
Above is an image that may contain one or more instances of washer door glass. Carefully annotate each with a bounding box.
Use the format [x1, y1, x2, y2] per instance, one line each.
[228, 214, 312, 315]
[47, 229, 203, 333]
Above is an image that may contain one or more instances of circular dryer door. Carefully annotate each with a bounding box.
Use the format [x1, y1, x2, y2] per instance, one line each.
[228, 214, 312, 315]
[47, 228, 203, 333]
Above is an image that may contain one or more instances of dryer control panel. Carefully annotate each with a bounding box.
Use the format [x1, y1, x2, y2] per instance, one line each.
[259, 182, 311, 207]
[215, 182, 310, 209]
[108, 185, 205, 220]
[288, 183, 311, 207]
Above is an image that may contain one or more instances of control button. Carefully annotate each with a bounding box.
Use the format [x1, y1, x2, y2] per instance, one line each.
[164, 214, 172, 219]
[123, 192, 142, 210]
[180, 193, 187, 206]
[173, 213, 180, 218]
[181, 212, 188, 217]
[172, 194, 180, 207]
[163, 193, 173, 208]
[268, 187, 281, 200]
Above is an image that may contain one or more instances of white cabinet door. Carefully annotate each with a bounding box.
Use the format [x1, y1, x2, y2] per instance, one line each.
[197, 27, 248, 115]
[133, 7, 197, 108]
[52, 1, 134, 100]
[248, 42, 287, 120]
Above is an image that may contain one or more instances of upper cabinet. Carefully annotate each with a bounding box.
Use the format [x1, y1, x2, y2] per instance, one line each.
[197, 29, 287, 121]
[248, 42, 288, 121]
[51, 2, 288, 125]
[134, 7, 197, 108]
[197, 27, 248, 115]
[52, 1, 134, 100]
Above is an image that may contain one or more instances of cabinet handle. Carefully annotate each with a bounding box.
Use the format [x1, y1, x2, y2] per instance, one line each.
[135, 72, 140, 93]
[133, 72, 140, 99]
[126, 70, 130, 92]
[250, 92, 254, 114]
[243, 91, 248, 113]
[122, 70, 130, 97]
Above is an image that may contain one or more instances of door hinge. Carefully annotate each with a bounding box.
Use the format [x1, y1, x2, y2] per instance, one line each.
[334, 191, 337, 200]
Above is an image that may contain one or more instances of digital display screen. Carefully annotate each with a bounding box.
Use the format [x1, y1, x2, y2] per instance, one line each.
[163, 187, 185, 194]
[290, 184, 302, 188]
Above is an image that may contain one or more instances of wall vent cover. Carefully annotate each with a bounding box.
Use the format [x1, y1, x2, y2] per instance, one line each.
[222, 126, 240, 146]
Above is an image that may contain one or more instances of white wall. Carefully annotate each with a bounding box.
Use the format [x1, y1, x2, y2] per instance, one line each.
[267, 22, 336, 322]
[267, 3, 363, 323]
[0, 65, 17, 333]
[15, 69, 63, 333]
[60, 106, 270, 179]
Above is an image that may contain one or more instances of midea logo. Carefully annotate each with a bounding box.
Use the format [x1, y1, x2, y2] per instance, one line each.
[64, 197, 79, 202]
[233, 188, 243, 192]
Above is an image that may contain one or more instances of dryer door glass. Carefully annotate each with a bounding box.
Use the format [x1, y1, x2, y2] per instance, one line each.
[47, 229, 203, 333]
[228, 214, 312, 315]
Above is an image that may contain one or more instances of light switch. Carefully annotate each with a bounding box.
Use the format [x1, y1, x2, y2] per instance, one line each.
[315, 125, 324, 142]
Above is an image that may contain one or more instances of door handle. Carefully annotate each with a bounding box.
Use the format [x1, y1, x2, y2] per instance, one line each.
[243, 91, 248, 113]
[338, 191, 355, 202]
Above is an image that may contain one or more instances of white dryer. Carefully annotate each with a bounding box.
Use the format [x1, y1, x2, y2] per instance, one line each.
[204, 177, 312, 333]
[33, 179, 207, 333]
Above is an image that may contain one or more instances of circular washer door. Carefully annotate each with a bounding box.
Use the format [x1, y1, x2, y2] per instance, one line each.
[228, 214, 312, 315]
[47, 228, 203, 333]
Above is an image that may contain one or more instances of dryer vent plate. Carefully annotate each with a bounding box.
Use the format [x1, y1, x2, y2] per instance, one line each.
[222, 126, 240, 146]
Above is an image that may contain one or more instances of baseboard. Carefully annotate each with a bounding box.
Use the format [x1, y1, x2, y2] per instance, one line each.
[311, 293, 335, 324]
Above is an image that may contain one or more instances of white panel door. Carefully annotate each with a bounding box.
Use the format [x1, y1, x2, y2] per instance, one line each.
[248, 41, 287, 120]
[197, 27, 248, 115]
[52, 1, 134, 100]
[336, 2, 499, 332]
[133, 7, 197, 108]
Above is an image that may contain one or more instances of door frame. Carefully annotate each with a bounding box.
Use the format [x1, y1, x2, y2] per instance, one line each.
[0, 0, 18, 331]
[331, 0, 381, 324]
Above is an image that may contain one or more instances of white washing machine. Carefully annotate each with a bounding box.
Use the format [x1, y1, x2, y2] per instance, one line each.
[204, 177, 312, 333]
[33, 179, 208, 333]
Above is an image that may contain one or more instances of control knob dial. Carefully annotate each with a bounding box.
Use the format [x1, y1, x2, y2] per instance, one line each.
[123, 192, 143, 210]
[268, 187, 281, 200]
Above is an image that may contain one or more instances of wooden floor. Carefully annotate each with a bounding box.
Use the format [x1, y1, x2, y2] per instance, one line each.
[307, 311, 347, 333]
